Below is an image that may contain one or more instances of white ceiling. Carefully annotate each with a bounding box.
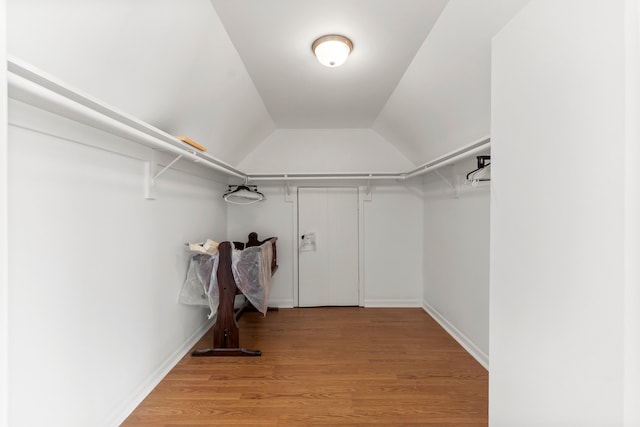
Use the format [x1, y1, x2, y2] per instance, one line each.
[210, 0, 448, 128]
[6, 0, 531, 168]
[373, 0, 533, 162]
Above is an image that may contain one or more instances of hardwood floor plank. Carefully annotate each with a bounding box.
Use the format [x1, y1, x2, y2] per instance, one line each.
[122, 308, 487, 426]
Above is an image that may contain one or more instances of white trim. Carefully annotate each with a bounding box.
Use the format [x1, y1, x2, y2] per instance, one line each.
[364, 299, 423, 308]
[105, 317, 215, 427]
[423, 301, 489, 370]
[357, 187, 367, 306]
[289, 188, 299, 306]
[267, 298, 295, 308]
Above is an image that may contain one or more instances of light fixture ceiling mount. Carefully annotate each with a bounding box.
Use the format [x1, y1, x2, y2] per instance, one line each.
[312, 34, 353, 67]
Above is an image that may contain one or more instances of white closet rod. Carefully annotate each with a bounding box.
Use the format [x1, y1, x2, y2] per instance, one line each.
[246, 137, 490, 182]
[7, 57, 490, 183]
[247, 173, 405, 181]
[7, 57, 246, 180]
[404, 137, 491, 179]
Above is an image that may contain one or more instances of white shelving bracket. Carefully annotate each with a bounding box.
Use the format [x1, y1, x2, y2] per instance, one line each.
[434, 168, 460, 198]
[434, 169, 454, 189]
[283, 176, 295, 202]
[284, 178, 291, 196]
[144, 150, 158, 200]
[363, 177, 373, 201]
[145, 151, 184, 200]
[153, 153, 183, 180]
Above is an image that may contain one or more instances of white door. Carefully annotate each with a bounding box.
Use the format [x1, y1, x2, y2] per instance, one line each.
[298, 187, 359, 307]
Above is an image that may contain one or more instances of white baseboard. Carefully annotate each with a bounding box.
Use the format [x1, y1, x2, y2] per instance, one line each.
[422, 301, 489, 370]
[364, 299, 423, 308]
[268, 298, 295, 308]
[105, 318, 215, 427]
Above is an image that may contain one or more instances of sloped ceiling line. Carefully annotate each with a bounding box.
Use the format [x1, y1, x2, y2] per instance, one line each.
[209, 0, 450, 130]
[7, 0, 530, 168]
[7, 57, 246, 179]
[7, 56, 489, 184]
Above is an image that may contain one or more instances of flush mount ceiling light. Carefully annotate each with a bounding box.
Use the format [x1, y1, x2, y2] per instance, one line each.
[312, 35, 353, 67]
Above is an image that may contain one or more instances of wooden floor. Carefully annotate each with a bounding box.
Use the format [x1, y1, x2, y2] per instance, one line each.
[122, 308, 487, 426]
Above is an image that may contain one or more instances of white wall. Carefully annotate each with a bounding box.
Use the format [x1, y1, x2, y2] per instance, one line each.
[233, 128, 423, 306]
[7, 100, 227, 427]
[624, 0, 640, 424]
[238, 128, 415, 173]
[227, 182, 423, 308]
[490, 1, 627, 425]
[373, 0, 531, 164]
[7, 0, 274, 165]
[362, 182, 423, 307]
[0, 1, 9, 426]
[422, 157, 490, 368]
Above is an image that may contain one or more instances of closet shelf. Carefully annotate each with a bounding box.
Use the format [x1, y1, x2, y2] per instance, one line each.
[246, 137, 491, 183]
[7, 56, 490, 184]
[7, 56, 245, 179]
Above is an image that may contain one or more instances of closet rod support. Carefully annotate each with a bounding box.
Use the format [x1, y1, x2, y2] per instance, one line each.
[434, 169, 455, 190]
[434, 169, 460, 198]
[284, 177, 291, 197]
[153, 154, 183, 180]
[144, 150, 158, 200]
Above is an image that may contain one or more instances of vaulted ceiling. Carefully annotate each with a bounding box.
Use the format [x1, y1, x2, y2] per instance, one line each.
[210, 0, 448, 129]
[6, 0, 530, 168]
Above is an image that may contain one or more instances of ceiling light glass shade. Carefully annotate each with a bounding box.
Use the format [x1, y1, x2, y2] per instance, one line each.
[312, 35, 353, 67]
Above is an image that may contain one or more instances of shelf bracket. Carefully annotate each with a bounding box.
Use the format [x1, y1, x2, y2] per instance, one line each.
[144, 150, 158, 200]
[144, 150, 183, 200]
[434, 168, 460, 198]
[283, 175, 295, 202]
[284, 177, 291, 197]
[363, 176, 373, 201]
[153, 154, 183, 180]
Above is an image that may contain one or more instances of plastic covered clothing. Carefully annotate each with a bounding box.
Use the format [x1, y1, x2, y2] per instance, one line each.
[180, 240, 274, 317]
[233, 241, 273, 314]
[179, 253, 219, 319]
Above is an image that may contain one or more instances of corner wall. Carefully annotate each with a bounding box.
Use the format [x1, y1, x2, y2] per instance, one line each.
[422, 157, 490, 368]
[362, 182, 423, 307]
[7, 100, 226, 427]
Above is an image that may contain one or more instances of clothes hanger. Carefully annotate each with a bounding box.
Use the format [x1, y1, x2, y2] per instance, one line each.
[223, 179, 265, 205]
[466, 155, 491, 183]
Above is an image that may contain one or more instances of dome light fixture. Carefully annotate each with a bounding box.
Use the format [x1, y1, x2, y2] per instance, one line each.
[312, 35, 353, 67]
